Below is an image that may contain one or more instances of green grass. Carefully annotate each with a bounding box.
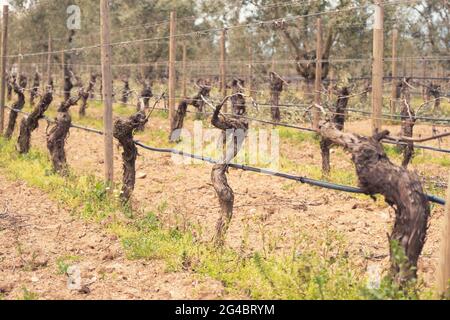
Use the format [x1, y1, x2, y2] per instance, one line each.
[56, 255, 81, 275]
[278, 127, 318, 144]
[21, 287, 39, 300]
[0, 137, 438, 299]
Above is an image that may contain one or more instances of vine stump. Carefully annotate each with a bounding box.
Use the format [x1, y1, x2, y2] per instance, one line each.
[211, 100, 248, 247]
[46, 94, 81, 175]
[113, 111, 148, 202]
[319, 122, 430, 284]
[17, 88, 53, 154]
[5, 81, 26, 139]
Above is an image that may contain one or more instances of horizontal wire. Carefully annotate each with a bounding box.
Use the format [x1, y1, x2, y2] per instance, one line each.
[4, 104, 445, 206]
[4, 0, 423, 59]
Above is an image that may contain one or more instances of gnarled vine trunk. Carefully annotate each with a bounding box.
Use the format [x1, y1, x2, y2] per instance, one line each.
[30, 72, 41, 106]
[17, 89, 53, 154]
[399, 81, 415, 168]
[318, 122, 430, 284]
[137, 80, 153, 112]
[427, 83, 441, 112]
[121, 79, 131, 105]
[269, 72, 284, 122]
[169, 84, 211, 142]
[63, 30, 75, 102]
[46, 94, 81, 175]
[113, 112, 148, 202]
[231, 78, 246, 116]
[5, 81, 26, 139]
[6, 73, 15, 101]
[320, 87, 349, 174]
[211, 101, 248, 247]
[79, 73, 97, 117]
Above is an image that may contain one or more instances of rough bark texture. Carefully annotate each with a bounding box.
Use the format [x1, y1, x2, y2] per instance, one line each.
[121, 78, 131, 105]
[169, 85, 211, 142]
[79, 73, 97, 117]
[5, 81, 26, 139]
[63, 31, 75, 102]
[269, 72, 284, 122]
[318, 122, 430, 284]
[48, 77, 54, 91]
[211, 103, 249, 247]
[17, 89, 53, 154]
[63, 65, 74, 102]
[30, 72, 41, 106]
[427, 83, 441, 111]
[320, 87, 349, 174]
[360, 79, 371, 103]
[137, 80, 153, 111]
[192, 81, 211, 120]
[230, 79, 246, 116]
[169, 101, 189, 142]
[18, 74, 27, 89]
[6, 73, 15, 101]
[399, 81, 415, 168]
[46, 94, 81, 175]
[113, 112, 148, 202]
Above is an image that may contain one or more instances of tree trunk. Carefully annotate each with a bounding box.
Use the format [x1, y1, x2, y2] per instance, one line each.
[30, 72, 40, 106]
[113, 111, 148, 202]
[17, 89, 53, 154]
[318, 122, 430, 284]
[79, 73, 97, 117]
[269, 72, 284, 122]
[5, 81, 26, 139]
[46, 95, 81, 174]
[320, 87, 349, 174]
[231, 79, 246, 116]
[211, 101, 248, 246]
[168, 85, 211, 142]
[211, 164, 234, 247]
[137, 81, 153, 112]
[399, 80, 415, 168]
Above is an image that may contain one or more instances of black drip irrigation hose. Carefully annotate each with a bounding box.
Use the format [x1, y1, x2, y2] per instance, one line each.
[133, 141, 446, 206]
[5, 106, 446, 205]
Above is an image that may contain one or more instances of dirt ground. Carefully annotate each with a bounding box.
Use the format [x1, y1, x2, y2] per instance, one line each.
[1, 104, 449, 298]
[0, 174, 229, 300]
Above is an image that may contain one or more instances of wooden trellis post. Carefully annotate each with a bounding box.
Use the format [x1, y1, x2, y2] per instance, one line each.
[47, 34, 52, 85]
[371, 0, 384, 134]
[271, 50, 276, 73]
[182, 41, 187, 98]
[248, 44, 253, 98]
[18, 42, 22, 77]
[61, 51, 65, 96]
[220, 28, 227, 103]
[0, 5, 8, 134]
[437, 176, 450, 298]
[313, 17, 322, 130]
[100, 0, 114, 184]
[139, 42, 145, 81]
[168, 11, 177, 135]
[422, 59, 427, 101]
[390, 27, 398, 115]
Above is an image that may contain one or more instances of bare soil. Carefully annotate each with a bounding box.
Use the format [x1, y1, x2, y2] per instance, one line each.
[0, 174, 228, 300]
[2, 106, 449, 297]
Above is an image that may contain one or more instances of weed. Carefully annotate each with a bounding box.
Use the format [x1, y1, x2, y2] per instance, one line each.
[0, 136, 438, 300]
[56, 255, 81, 275]
[21, 287, 39, 300]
